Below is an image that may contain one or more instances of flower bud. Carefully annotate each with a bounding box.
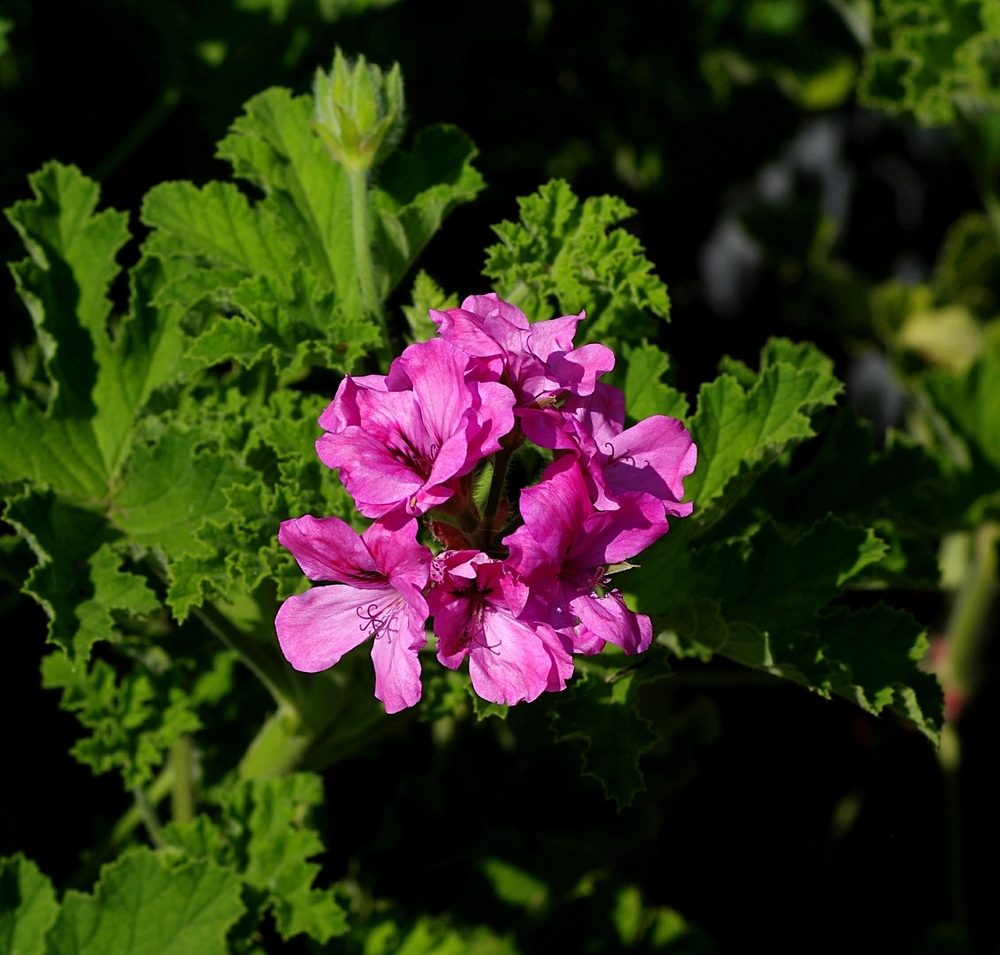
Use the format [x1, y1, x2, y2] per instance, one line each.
[313, 47, 405, 172]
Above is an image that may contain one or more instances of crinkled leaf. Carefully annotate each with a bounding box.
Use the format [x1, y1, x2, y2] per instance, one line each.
[5, 162, 128, 417]
[214, 86, 356, 301]
[686, 338, 842, 529]
[551, 649, 672, 809]
[821, 604, 942, 736]
[0, 854, 59, 955]
[484, 179, 669, 344]
[41, 654, 201, 789]
[3, 164, 188, 491]
[2, 489, 116, 657]
[185, 270, 377, 376]
[402, 270, 458, 343]
[164, 774, 348, 944]
[45, 848, 244, 955]
[860, 0, 1000, 125]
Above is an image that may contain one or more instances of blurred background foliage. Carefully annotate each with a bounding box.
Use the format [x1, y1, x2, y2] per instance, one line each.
[1, 0, 998, 952]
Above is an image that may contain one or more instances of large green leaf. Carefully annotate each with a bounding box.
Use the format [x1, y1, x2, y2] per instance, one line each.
[45, 849, 244, 955]
[0, 855, 59, 955]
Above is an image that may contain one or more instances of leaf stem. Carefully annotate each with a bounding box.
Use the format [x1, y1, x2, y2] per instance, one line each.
[483, 446, 514, 550]
[132, 785, 165, 848]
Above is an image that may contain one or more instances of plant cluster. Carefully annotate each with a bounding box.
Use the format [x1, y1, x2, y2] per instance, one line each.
[0, 2, 999, 952]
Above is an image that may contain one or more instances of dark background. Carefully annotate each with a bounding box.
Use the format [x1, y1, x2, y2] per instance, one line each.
[1, 1, 997, 952]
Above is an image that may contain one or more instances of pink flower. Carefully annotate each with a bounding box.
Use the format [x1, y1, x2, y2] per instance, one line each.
[316, 338, 515, 518]
[429, 551, 573, 705]
[431, 293, 615, 411]
[521, 383, 697, 515]
[503, 456, 668, 654]
[275, 512, 431, 713]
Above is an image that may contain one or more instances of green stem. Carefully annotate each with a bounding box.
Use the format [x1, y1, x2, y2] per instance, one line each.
[237, 703, 311, 782]
[170, 735, 195, 825]
[132, 786, 165, 848]
[947, 521, 1000, 697]
[483, 447, 515, 550]
[348, 166, 392, 360]
[191, 602, 292, 709]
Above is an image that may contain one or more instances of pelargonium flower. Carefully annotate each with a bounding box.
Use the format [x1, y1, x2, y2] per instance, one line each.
[274, 292, 698, 716]
[521, 383, 697, 514]
[275, 512, 431, 713]
[431, 293, 615, 412]
[503, 455, 669, 655]
[316, 337, 515, 518]
[429, 550, 573, 705]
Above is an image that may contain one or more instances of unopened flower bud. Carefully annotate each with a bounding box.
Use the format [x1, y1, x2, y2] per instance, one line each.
[313, 47, 405, 172]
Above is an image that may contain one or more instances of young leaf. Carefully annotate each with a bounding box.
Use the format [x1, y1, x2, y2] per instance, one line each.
[484, 179, 669, 344]
[45, 848, 244, 955]
[0, 854, 59, 955]
[402, 270, 458, 342]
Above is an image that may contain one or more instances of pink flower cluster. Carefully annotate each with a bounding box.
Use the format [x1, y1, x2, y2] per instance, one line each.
[275, 294, 697, 712]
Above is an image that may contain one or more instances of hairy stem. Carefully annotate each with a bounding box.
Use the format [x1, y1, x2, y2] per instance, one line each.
[348, 166, 392, 361]
[132, 786, 165, 848]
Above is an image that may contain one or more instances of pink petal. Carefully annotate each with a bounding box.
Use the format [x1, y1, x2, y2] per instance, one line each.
[467, 607, 556, 705]
[570, 590, 653, 655]
[275, 583, 393, 672]
[278, 515, 377, 583]
[370, 607, 425, 713]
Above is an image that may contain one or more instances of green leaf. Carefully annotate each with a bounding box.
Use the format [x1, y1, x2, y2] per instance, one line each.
[2, 165, 188, 490]
[371, 124, 486, 297]
[480, 859, 548, 913]
[0, 854, 59, 955]
[686, 338, 842, 528]
[5, 162, 129, 417]
[164, 774, 348, 944]
[2, 489, 115, 656]
[185, 270, 378, 376]
[820, 604, 942, 735]
[859, 0, 1000, 125]
[45, 848, 244, 955]
[111, 425, 253, 561]
[620, 341, 689, 421]
[357, 915, 520, 955]
[42, 654, 201, 789]
[551, 649, 672, 809]
[214, 86, 356, 301]
[484, 179, 670, 344]
[402, 271, 458, 343]
[141, 180, 296, 281]
[925, 350, 1000, 474]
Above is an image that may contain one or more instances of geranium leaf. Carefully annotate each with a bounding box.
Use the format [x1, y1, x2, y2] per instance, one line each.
[686, 338, 842, 528]
[484, 179, 670, 345]
[551, 649, 671, 809]
[371, 124, 485, 296]
[0, 854, 59, 955]
[620, 341, 689, 422]
[45, 848, 244, 955]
